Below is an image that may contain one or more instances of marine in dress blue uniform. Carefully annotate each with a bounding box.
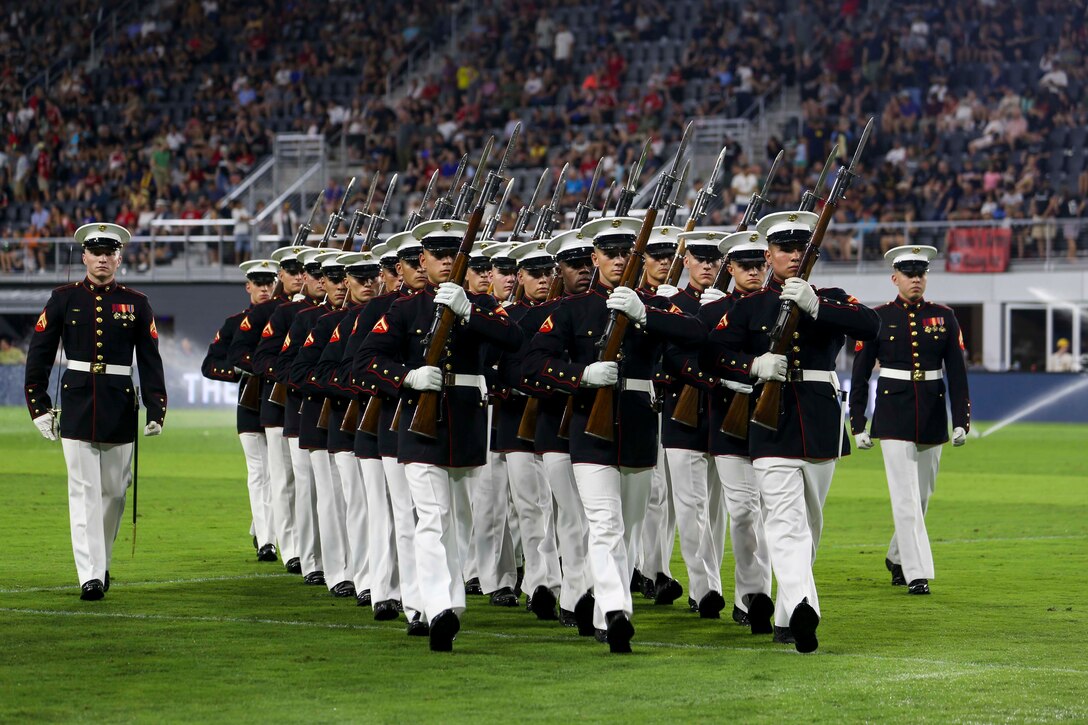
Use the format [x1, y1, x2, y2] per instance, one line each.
[356, 220, 523, 652]
[24, 223, 167, 600]
[522, 217, 706, 652]
[849, 245, 971, 595]
[703, 211, 881, 652]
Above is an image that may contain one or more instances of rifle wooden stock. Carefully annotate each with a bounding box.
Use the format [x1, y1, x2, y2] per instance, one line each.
[359, 395, 382, 434]
[316, 398, 331, 430]
[664, 239, 688, 287]
[390, 399, 402, 432]
[517, 398, 539, 442]
[558, 397, 572, 439]
[239, 375, 261, 411]
[666, 214, 703, 428]
[721, 388, 751, 438]
[584, 208, 658, 441]
[408, 203, 486, 440]
[268, 381, 287, 406]
[340, 398, 360, 433]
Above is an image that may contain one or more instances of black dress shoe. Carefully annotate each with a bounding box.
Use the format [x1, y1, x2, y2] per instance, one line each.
[331, 581, 356, 598]
[731, 606, 750, 626]
[429, 609, 460, 652]
[530, 585, 558, 621]
[394, 600, 404, 613]
[688, 597, 700, 613]
[789, 599, 819, 653]
[488, 586, 519, 607]
[525, 596, 532, 612]
[574, 592, 596, 637]
[104, 571, 110, 593]
[559, 608, 578, 627]
[514, 565, 525, 598]
[886, 557, 906, 586]
[745, 592, 775, 635]
[464, 577, 484, 596]
[593, 628, 608, 644]
[303, 571, 325, 586]
[699, 591, 726, 619]
[285, 558, 302, 575]
[630, 568, 645, 594]
[356, 589, 372, 606]
[773, 625, 795, 644]
[252, 535, 259, 550]
[256, 543, 278, 562]
[653, 573, 683, 605]
[908, 578, 931, 595]
[640, 573, 657, 600]
[407, 613, 429, 637]
[605, 611, 634, 654]
[374, 599, 399, 620]
[80, 579, 105, 601]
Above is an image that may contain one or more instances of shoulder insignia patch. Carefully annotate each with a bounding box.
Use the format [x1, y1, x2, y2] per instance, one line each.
[149, 320, 158, 339]
[35, 310, 47, 332]
[372, 316, 389, 334]
[350, 316, 358, 335]
[329, 325, 341, 343]
[855, 340, 864, 352]
[958, 329, 965, 351]
[847, 295, 859, 304]
[668, 303, 683, 314]
[715, 312, 729, 330]
[261, 321, 274, 338]
[303, 332, 315, 347]
[281, 333, 292, 352]
[213, 330, 220, 343]
[493, 305, 508, 317]
[239, 316, 251, 331]
[538, 315, 554, 334]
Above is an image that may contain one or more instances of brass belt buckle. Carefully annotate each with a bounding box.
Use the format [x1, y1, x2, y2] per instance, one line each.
[911, 369, 924, 382]
[91, 362, 106, 374]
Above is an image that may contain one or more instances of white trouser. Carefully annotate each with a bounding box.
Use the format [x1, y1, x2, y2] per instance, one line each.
[62, 438, 132, 585]
[509, 489, 523, 568]
[264, 426, 297, 561]
[572, 464, 653, 629]
[542, 452, 590, 609]
[454, 465, 478, 583]
[333, 451, 369, 592]
[405, 463, 475, 621]
[664, 447, 717, 601]
[359, 457, 398, 603]
[472, 450, 517, 594]
[881, 440, 940, 581]
[752, 457, 834, 626]
[309, 449, 349, 589]
[238, 432, 274, 547]
[506, 451, 561, 597]
[714, 454, 772, 610]
[383, 456, 422, 622]
[288, 437, 322, 575]
[638, 447, 675, 579]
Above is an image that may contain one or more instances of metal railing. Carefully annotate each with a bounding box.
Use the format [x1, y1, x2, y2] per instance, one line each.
[0, 217, 1084, 283]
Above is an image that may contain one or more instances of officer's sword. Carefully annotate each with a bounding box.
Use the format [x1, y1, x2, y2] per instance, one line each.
[132, 386, 140, 556]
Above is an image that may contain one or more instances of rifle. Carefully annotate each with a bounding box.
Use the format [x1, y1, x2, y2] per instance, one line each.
[512, 164, 569, 302]
[453, 139, 493, 220]
[615, 138, 652, 218]
[640, 158, 689, 290]
[512, 168, 550, 240]
[482, 177, 515, 241]
[720, 148, 835, 438]
[745, 120, 873, 434]
[584, 121, 692, 442]
[571, 158, 604, 230]
[406, 126, 520, 439]
[246, 193, 325, 411]
[431, 154, 467, 220]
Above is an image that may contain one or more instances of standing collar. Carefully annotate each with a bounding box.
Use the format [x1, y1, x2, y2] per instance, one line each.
[83, 277, 116, 295]
[894, 295, 926, 310]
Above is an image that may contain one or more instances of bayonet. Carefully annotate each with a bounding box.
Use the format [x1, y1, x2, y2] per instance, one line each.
[483, 177, 516, 240]
[294, 194, 323, 246]
[800, 149, 837, 213]
[615, 137, 653, 217]
[532, 162, 569, 240]
[431, 154, 467, 220]
[477, 123, 520, 213]
[319, 176, 356, 247]
[572, 157, 604, 229]
[406, 170, 440, 231]
[514, 167, 550, 239]
[738, 149, 783, 231]
[363, 173, 398, 250]
[454, 136, 494, 219]
[602, 180, 617, 216]
[661, 159, 690, 227]
[649, 119, 693, 215]
[691, 145, 728, 224]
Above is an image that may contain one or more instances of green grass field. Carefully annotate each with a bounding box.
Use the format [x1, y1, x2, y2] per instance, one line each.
[1, 407, 1085, 723]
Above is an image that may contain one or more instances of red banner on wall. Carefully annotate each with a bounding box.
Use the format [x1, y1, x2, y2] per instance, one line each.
[945, 227, 1012, 273]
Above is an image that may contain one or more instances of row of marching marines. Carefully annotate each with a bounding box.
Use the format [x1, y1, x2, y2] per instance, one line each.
[195, 118, 970, 655]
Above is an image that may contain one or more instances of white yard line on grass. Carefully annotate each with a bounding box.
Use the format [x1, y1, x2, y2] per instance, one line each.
[827, 533, 1087, 550]
[0, 572, 295, 594]
[1, 606, 1086, 678]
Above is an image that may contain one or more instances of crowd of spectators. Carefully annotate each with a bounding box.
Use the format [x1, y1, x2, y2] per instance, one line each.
[2, 0, 1088, 275]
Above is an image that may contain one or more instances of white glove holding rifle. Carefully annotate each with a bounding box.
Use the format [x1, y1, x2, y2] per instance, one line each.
[781, 277, 820, 318]
[750, 352, 787, 383]
[33, 411, 58, 441]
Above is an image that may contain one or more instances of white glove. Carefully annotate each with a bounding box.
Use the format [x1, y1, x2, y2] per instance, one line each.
[781, 277, 820, 318]
[655, 284, 679, 298]
[699, 287, 727, 306]
[33, 412, 57, 441]
[951, 427, 967, 447]
[435, 282, 472, 320]
[144, 421, 163, 437]
[722, 379, 754, 394]
[855, 431, 874, 449]
[580, 361, 619, 388]
[750, 352, 787, 382]
[605, 286, 647, 325]
[404, 366, 443, 392]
